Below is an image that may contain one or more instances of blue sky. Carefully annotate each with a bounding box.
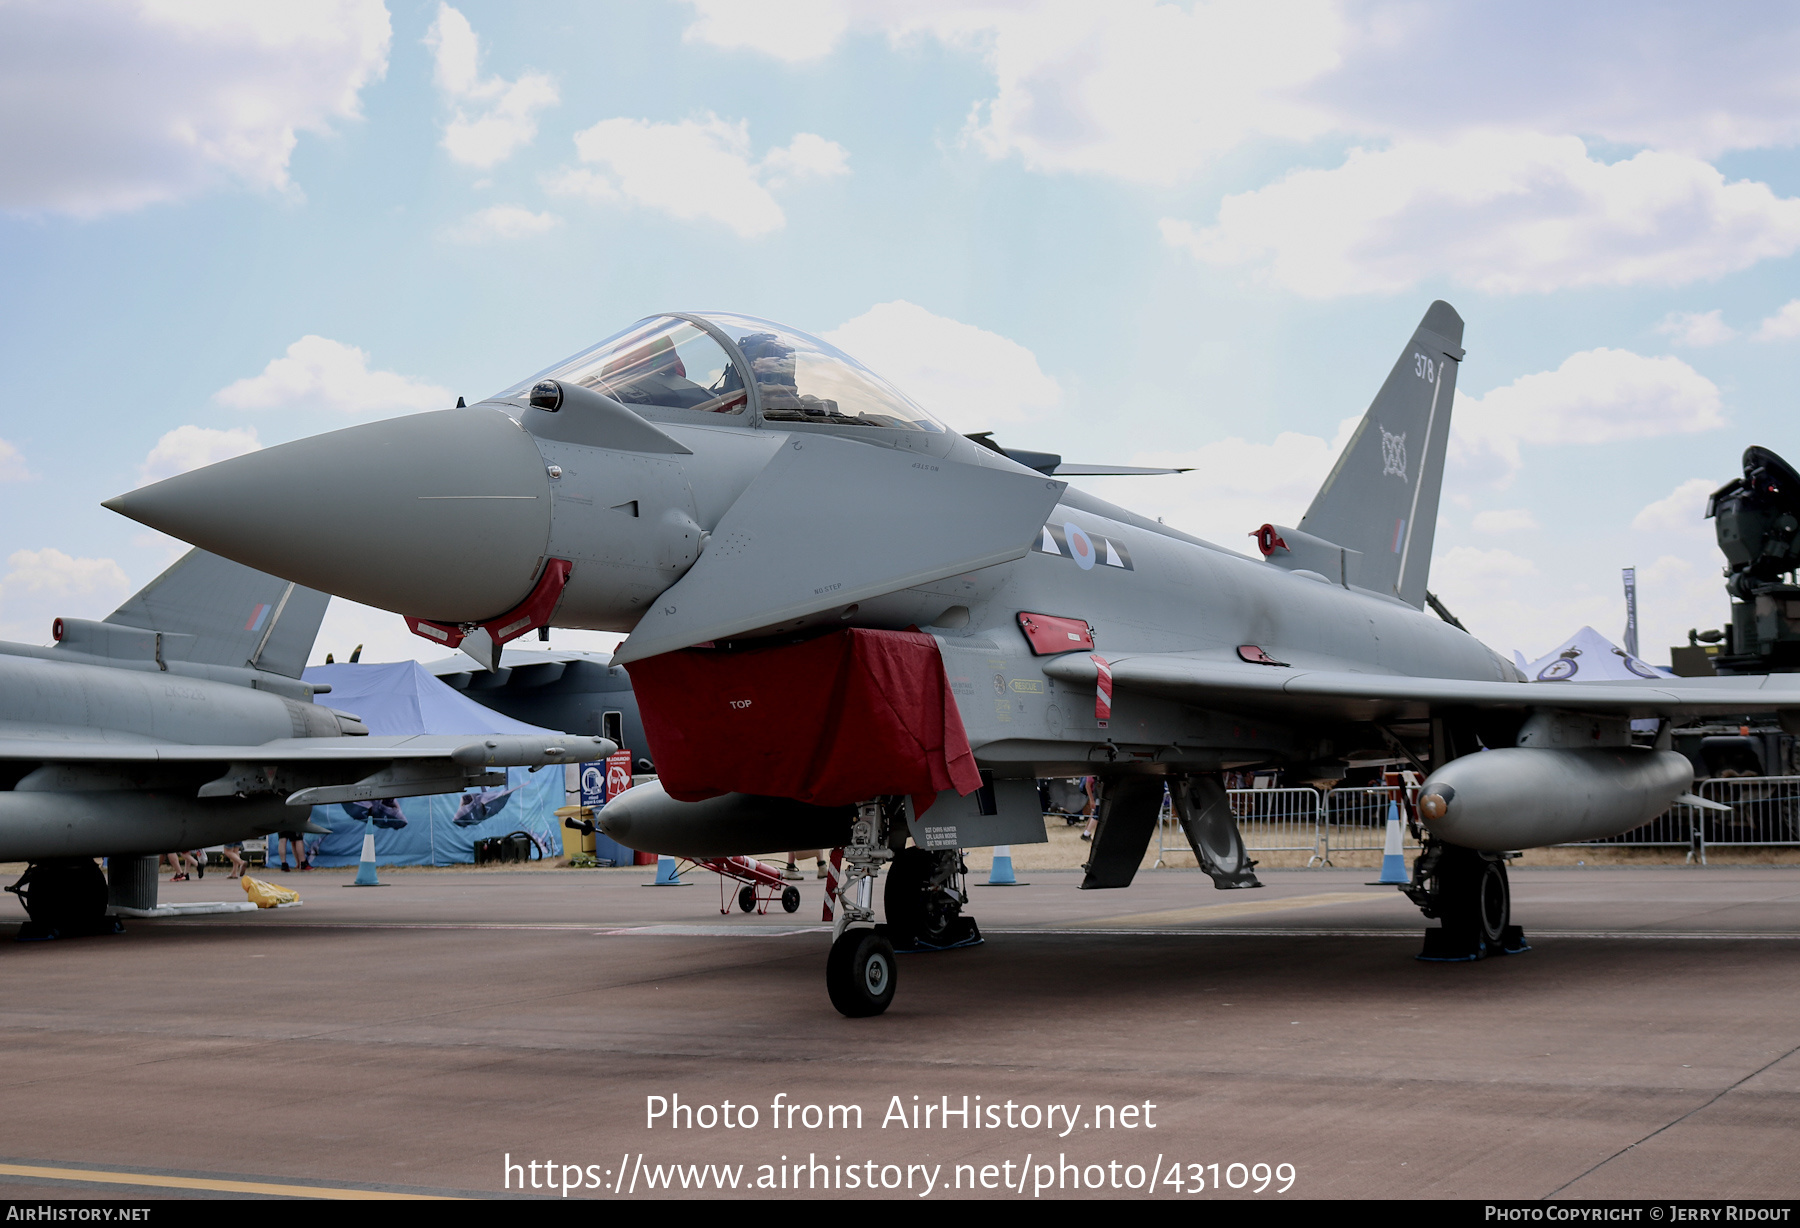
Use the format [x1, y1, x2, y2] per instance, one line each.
[4, 0, 1799, 667]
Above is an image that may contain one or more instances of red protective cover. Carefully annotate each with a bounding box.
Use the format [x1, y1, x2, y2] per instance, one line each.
[1018, 611, 1094, 655]
[624, 628, 982, 815]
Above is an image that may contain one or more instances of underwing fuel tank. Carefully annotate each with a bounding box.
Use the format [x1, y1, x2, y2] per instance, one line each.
[1415, 748, 1694, 851]
[598, 779, 851, 859]
[0, 792, 291, 862]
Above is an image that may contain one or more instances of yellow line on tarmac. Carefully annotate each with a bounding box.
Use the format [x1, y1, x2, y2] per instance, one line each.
[1075, 890, 1396, 928]
[0, 1162, 457, 1200]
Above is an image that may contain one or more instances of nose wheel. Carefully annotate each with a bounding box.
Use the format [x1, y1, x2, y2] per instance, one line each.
[826, 928, 897, 1017]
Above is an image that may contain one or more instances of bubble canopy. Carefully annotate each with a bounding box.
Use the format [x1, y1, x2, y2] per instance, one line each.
[494, 313, 945, 433]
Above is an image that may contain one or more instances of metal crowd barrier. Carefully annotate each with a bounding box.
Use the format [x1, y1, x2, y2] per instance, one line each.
[1138, 775, 1800, 870]
[1318, 785, 1423, 863]
[1551, 775, 1800, 864]
[1697, 776, 1800, 848]
[1150, 785, 1417, 868]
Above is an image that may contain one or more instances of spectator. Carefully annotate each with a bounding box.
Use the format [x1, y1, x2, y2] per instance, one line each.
[784, 850, 825, 880]
[219, 842, 247, 878]
[277, 830, 312, 872]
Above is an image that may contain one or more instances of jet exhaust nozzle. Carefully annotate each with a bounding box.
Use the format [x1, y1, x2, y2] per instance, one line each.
[597, 779, 852, 859]
[1417, 747, 1693, 850]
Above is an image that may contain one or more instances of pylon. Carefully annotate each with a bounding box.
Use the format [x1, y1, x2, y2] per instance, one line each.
[642, 853, 690, 886]
[1373, 800, 1409, 885]
[345, 816, 386, 887]
[982, 845, 1027, 886]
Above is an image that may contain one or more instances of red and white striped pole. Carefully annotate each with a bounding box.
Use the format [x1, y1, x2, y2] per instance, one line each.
[1092, 654, 1112, 729]
[821, 847, 844, 923]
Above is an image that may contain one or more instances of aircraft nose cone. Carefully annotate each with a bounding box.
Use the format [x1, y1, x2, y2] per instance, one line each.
[106, 408, 553, 623]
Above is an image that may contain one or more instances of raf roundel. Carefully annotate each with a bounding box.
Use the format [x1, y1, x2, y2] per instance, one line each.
[1064, 522, 1096, 571]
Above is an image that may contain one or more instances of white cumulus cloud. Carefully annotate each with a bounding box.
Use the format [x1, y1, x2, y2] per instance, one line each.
[214, 337, 454, 415]
[681, 0, 852, 63]
[138, 425, 262, 485]
[1754, 299, 1800, 341]
[1162, 132, 1800, 297]
[1316, 5, 1800, 161]
[546, 115, 848, 237]
[684, 0, 1343, 183]
[1655, 310, 1736, 347]
[1632, 477, 1721, 541]
[440, 204, 561, 243]
[1638, 553, 1733, 650]
[425, 3, 558, 169]
[760, 132, 851, 187]
[1451, 348, 1724, 486]
[1472, 509, 1540, 536]
[822, 301, 1059, 431]
[0, 0, 390, 217]
[1072, 416, 1360, 549]
[2, 548, 130, 599]
[0, 440, 28, 482]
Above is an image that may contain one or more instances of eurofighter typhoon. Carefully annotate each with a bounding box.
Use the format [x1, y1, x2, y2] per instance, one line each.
[107, 306, 1800, 1014]
[0, 549, 610, 938]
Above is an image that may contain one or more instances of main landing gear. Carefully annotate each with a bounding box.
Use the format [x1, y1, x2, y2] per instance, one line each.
[1402, 841, 1528, 961]
[6, 859, 121, 941]
[884, 847, 981, 951]
[822, 799, 985, 1018]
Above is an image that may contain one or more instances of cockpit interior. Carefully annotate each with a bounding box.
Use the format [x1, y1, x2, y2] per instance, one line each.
[495, 313, 946, 433]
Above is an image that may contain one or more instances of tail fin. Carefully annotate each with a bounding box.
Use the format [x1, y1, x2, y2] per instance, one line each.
[104, 549, 330, 678]
[1298, 301, 1463, 608]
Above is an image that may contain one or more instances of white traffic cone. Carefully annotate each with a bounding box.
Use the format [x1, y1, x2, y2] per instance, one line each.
[982, 845, 1027, 887]
[1374, 800, 1409, 885]
[346, 816, 385, 887]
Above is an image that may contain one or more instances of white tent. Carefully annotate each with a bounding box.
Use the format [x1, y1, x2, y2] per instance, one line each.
[1513, 625, 1669, 683]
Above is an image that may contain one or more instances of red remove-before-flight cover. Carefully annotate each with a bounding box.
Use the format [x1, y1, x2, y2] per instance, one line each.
[624, 628, 982, 815]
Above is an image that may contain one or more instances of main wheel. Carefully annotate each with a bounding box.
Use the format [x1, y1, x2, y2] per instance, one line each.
[826, 928, 897, 1017]
[738, 884, 756, 913]
[1474, 858, 1510, 946]
[1439, 847, 1509, 948]
[16, 859, 110, 937]
[883, 846, 960, 945]
[781, 885, 801, 913]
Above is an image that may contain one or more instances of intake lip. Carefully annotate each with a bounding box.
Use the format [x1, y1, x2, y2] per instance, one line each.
[104, 407, 554, 624]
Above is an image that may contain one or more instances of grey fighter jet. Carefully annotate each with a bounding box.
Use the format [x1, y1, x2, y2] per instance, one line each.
[0, 548, 610, 938]
[107, 305, 1800, 1015]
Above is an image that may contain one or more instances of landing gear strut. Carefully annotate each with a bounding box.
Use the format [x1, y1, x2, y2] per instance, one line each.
[6, 859, 120, 941]
[1402, 841, 1527, 961]
[825, 801, 898, 1017]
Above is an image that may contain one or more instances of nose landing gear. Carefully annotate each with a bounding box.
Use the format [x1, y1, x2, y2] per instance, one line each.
[826, 927, 897, 1017]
